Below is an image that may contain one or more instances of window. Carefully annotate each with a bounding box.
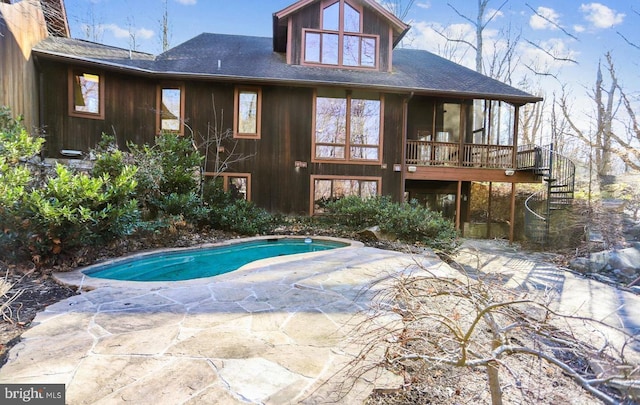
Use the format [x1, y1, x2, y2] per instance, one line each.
[204, 172, 251, 201]
[157, 83, 184, 134]
[234, 87, 262, 139]
[313, 89, 382, 163]
[303, 0, 378, 69]
[68, 69, 104, 119]
[311, 176, 380, 214]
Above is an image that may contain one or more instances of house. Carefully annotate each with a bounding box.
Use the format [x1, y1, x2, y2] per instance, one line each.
[26, 0, 573, 242]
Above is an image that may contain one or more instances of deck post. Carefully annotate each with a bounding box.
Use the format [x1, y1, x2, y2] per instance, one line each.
[456, 180, 462, 231]
[512, 104, 520, 169]
[487, 182, 493, 238]
[509, 182, 516, 244]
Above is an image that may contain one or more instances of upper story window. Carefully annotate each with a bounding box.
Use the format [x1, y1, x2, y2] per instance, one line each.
[303, 0, 378, 69]
[157, 83, 184, 135]
[234, 87, 262, 139]
[68, 69, 104, 120]
[313, 89, 383, 163]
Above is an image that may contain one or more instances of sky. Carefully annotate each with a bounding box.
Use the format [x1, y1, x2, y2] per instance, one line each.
[62, 0, 639, 142]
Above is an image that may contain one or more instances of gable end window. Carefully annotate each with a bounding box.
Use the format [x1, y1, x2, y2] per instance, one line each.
[313, 89, 383, 164]
[234, 87, 262, 139]
[157, 83, 185, 135]
[303, 0, 378, 69]
[68, 69, 104, 120]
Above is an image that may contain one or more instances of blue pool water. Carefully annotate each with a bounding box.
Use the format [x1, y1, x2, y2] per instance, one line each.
[84, 238, 348, 282]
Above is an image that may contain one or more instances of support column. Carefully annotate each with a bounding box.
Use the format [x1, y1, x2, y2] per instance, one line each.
[456, 180, 462, 230]
[512, 104, 520, 169]
[509, 182, 516, 244]
[487, 182, 493, 238]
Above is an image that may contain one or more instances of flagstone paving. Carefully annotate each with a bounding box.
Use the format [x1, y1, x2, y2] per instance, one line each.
[0, 241, 450, 404]
[2, 238, 639, 404]
[453, 239, 640, 364]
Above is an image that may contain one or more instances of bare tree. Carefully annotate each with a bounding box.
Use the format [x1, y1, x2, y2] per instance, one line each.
[336, 258, 639, 404]
[385, 0, 417, 21]
[78, 3, 103, 42]
[617, 8, 639, 51]
[446, 0, 509, 75]
[159, 0, 171, 52]
[126, 17, 138, 51]
[559, 53, 631, 188]
[190, 95, 255, 198]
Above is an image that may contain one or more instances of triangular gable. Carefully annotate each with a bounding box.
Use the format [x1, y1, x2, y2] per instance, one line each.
[272, 0, 409, 53]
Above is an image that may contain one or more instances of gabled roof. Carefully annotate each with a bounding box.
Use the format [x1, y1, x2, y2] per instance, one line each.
[272, 0, 410, 52]
[33, 33, 541, 105]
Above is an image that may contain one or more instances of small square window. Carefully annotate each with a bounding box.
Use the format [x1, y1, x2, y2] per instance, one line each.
[68, 69, 104, 119]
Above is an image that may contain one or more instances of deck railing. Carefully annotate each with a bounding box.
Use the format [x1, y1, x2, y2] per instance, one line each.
[406, 140, 516, 169]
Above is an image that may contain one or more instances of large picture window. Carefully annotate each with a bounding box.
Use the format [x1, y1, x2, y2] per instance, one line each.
[157, 83, 184, 134]
[234, 87, 262, 139]
[311, 176, 380, 214]
[303, 0, 378, 69]
[313, 89, 382, 163]
[68, 69, 104, 119]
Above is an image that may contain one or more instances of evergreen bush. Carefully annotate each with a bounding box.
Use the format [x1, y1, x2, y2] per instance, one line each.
[324, 196, 458, 252]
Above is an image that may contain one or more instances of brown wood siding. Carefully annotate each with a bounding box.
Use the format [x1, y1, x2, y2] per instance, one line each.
[39, 61, 157, 156]
[38, 59, 407, 215]
[362, 6, 391, 72]
[222, 86, 314, 214]
[0, 1, 48, 131]
[289, 2, 321, 65]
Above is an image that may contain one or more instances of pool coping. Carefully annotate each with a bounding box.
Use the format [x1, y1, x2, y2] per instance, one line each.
[53, 235, 364, 290]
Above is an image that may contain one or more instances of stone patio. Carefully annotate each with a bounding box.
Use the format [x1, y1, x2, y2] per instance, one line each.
[2, 238, 639, 404]
[0, 240, 451, 404]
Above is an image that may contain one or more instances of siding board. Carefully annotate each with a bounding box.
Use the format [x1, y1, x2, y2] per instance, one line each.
[0, 1, 48, 130]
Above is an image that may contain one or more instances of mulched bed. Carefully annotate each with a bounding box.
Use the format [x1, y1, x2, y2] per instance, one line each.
[0, 265, 77, 366]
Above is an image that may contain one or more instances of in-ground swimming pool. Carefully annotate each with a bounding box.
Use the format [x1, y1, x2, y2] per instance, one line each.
[83, 237, 348, 282]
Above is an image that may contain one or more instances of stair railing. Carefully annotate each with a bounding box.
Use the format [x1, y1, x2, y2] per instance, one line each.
[522, 144, 576, 245]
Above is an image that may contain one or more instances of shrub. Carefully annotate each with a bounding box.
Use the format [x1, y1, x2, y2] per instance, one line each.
[24, 163, 140, 255]
[1, 116, 141, 260]
[127, 132, 203, 219]
[203, 179, 276, 235]
[155, 192, 210, 224]
[324, 196, 458, 252]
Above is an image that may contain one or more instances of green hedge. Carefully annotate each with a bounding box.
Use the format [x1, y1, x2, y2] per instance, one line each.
[323, 196, 458, 252]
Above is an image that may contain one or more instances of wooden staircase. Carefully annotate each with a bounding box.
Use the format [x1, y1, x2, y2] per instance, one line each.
[522, 145, 576, 245]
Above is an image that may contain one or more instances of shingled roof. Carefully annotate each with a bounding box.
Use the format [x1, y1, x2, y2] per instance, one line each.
[33, 33, 541, 105]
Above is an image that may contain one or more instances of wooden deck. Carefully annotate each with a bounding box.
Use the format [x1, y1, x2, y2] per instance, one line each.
[405, 140, 542, 183]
